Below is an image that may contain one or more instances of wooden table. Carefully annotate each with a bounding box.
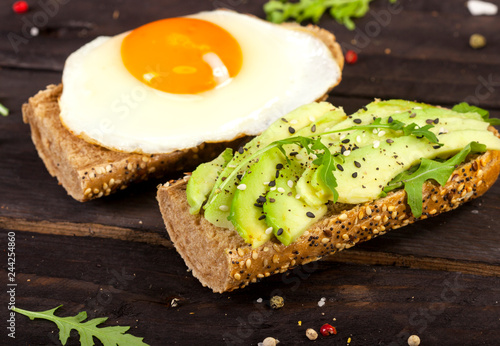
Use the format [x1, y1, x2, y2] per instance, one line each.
[1, 0, 499, 345]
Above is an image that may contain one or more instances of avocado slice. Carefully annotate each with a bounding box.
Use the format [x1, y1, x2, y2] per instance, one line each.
[263, 159, 327, 246]
[228, 148, 285, 247]
[333, 130, 500, 204]
[186, 148, 233, 215]
[203, 102, 337, 228]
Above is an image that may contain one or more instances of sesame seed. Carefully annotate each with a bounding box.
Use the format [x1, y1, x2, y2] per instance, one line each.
[373, 129, 378, 134]
[263, 181, 270, 185]
[295, 154, 303, 160]
[321, 238, 329, 244]
[234, 273, 241, 280]
[378, 130, 386, 137]
[237, 184, 247, 190]
[356, 135, 362, 143]
[246, 259, 252, 268]
[373, 140, 380, 148]
[219, 205, 229, 211]
[344, 150, 351, 156]
[270, 187, 276, 191]
[311, 124, 316, 132]
[277, 187, 285, 193]
[309, 115, 316, 122]
[386, 139, 394, 143]
[290, 119, 298, 125]
[374, 215, 382, 221]
[237, 248, 245, 256]
[252, 251, 258, 260]
[365, 206, 372, 215]
[295, 194, 301, 199]
[306, 212, 315, 218]
[287, 180, 294, 188]
[342, 234, 349, 240]
[339, 213, 348, 221]
[265, 227, 273, 235]
[272, 254, 279, 264]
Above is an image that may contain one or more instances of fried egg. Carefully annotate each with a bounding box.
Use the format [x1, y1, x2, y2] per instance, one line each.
[60, 10, 342, 154]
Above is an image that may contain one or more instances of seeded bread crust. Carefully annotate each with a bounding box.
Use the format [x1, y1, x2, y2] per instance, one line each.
[22, 85, 245, 201]
[157, 147, 500, 293]
[22, 24, 343, 202]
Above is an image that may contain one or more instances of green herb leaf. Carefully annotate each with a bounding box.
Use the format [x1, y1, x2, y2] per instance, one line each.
[383, 141, 486, 217]
[13, 306, 149, 346]
[0, 102, 9, 116]
[452, 102, 500, 125]
[263, 0, 396, 30]
[402, 123, 442, 145]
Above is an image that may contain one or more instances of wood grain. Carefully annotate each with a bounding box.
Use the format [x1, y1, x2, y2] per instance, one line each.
[1, 0, 500, 344]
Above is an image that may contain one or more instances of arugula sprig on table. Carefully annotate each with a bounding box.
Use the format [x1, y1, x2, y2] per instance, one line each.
[13, 306, 149, 346]
[384, 142, 487, 218]
[263, 0, 397, 30]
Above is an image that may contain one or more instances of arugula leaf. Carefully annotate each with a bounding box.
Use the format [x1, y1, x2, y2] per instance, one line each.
[13, 306, 149, 346]
[320, 117, 441, 145]
[263, 0, 396, 30]
[402, 123, 442, 146]
[452, 102, 500, 125]
[0, 102, 9, 116]
[383, 141, 486, 218]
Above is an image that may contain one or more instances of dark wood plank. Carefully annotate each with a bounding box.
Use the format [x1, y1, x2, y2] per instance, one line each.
[5, 231, 500, 345]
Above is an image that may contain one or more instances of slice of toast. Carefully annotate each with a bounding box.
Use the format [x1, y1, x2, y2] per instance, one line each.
[22, 84, 246, 201]
[22, 25, 343, 201]
[157, 141, 500, 293]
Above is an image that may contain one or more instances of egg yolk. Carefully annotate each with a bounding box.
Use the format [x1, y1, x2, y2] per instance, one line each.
[121, 17, 243, 94]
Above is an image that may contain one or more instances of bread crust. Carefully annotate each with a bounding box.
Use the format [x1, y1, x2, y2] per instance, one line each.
[22, 24, 343, 202]
[157, 148, 500, 293]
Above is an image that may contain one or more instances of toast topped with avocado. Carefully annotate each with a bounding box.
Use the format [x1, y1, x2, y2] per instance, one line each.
[157, 100, 500, 292]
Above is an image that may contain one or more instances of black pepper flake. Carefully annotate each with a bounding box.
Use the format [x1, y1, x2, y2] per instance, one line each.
[257, 196, 267, 204]
[353, 118, 362, 124]
[281, 117, 288, 123]
[342, 139, 350, 144]
[276, 163, 283, 170]
[288, 126, 295, 134]
[311, 124, 316, 132]
[258, 215, 266, 220]
[254, 203, 263, 208]
[269, 198, 276, 203]
[352, 172, 358, 178]
[306, 212, 315, 218]
[275, 170, 280, 178]
[426, 119, 434, 124]
[354, 161, 361, 168]
[433, 145, 441, 149]
[410, 113, 416, 118]
[388, 116, 393, 123]
[238, 147, 244, 154]
[277, 228, 284, 236]
[340, 146, 346, 154]
[236, 174, 242, 180]
[337, 164, 344, 171]
[290, 151, 298, 156]
[386, 139, 394, 143]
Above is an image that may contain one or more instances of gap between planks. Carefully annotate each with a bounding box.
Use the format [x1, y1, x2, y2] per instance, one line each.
[2, 216, 500, 278]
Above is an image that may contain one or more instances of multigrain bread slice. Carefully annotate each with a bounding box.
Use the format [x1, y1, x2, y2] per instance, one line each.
[22, 85, 248, 202]
[22, 25, 343, 202]
[157, 146, 500, 293]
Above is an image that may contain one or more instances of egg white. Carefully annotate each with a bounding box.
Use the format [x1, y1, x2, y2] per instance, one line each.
[59, 10, 341, 154]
